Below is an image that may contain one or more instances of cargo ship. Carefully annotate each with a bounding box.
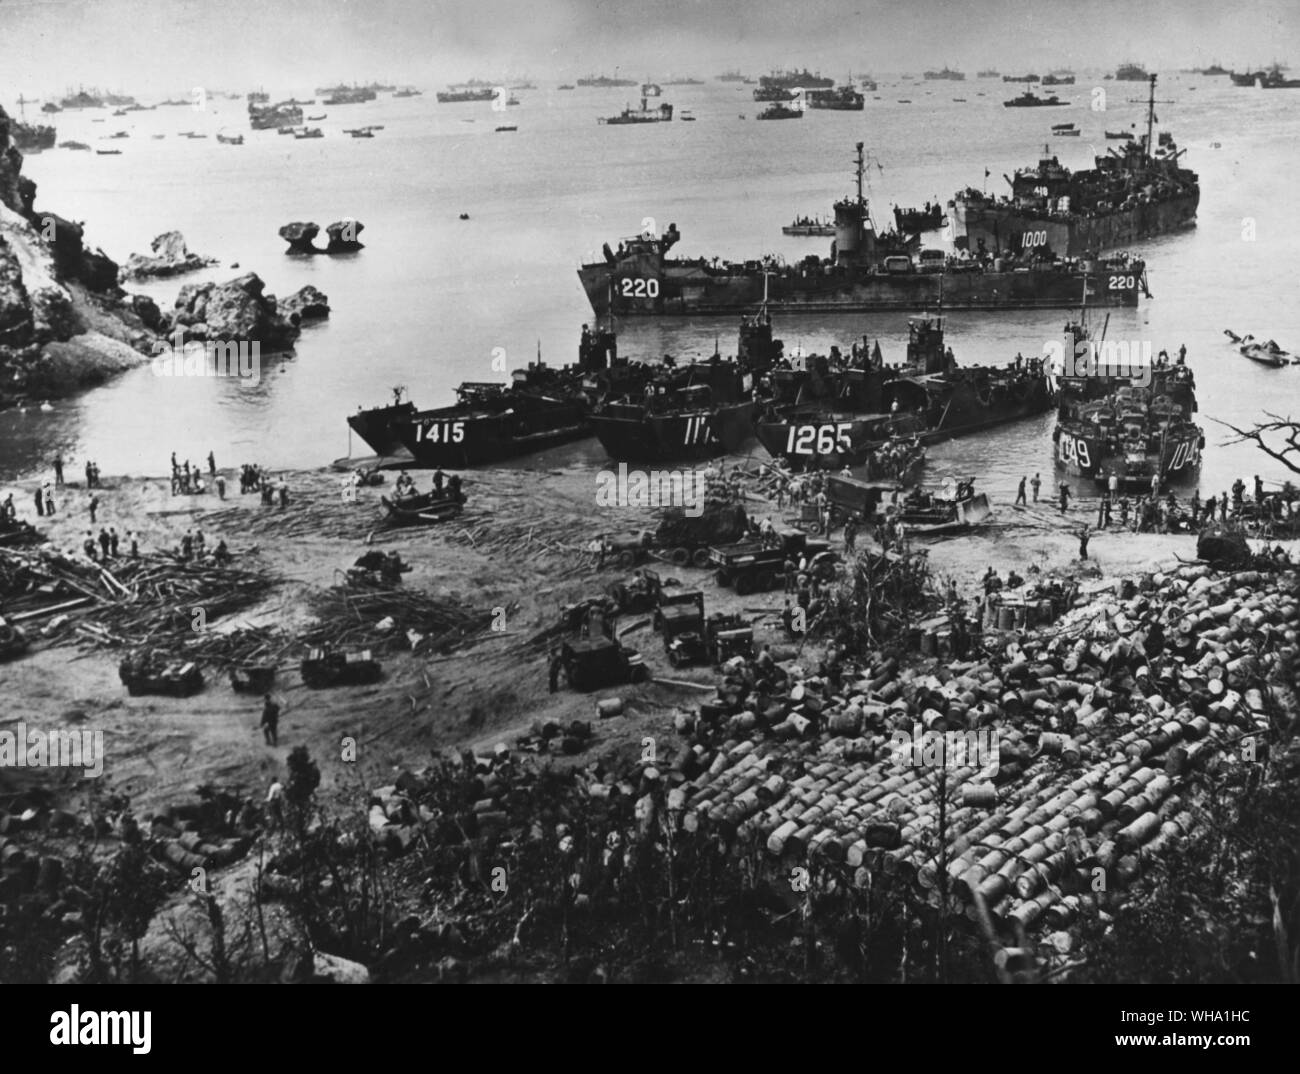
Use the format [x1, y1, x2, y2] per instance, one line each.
[577, 74, 638, 87]
[755, 316, 1054, 468]
[578, 142, 1148, 317]
[924, 67, 966, 81]
[436, 87, 495, 103]
[753, 85, 797, 101]
[783, 215, 836, 236]
[759, 69, 835, 90]
[955, 75, 1198, 257]
[1003, 73, 1041, 83]
[347, 326, 648, 467]
[806, 85, 865, 110]
[1232, 64, 1300, 89]
[1052, 323, 1202, 490]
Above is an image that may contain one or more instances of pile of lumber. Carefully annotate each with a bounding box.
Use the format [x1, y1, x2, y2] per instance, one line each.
[303, 586, 506, 654]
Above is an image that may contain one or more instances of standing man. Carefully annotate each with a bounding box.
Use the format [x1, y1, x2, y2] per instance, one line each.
[109, 527, 120, 557]
[43, 483, 55, 516]
[1150, 472, 1160, 498]
[260, 694, 280, 747]
[1178, 343, 1187, 365]
[1059, 482, 1072, 514]
[1015, 476, 1027, 505]
[1030, 473, 1041, 503]
[215, 474, 226, 500]
[53, 454, 64, 487]
[98, 528, 111, 560]
[88, 494, 99, 524]
[34, 487, 45, 518]
[207, 451, 216, 477]
[1079, 526, 1090, 560]
[1096, 494, 1107, 529]
[1108, 470, 1118, 499]
[1254, 475, 1264, 504]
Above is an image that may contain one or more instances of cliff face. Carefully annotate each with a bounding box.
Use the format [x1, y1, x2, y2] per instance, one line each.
[0, 104, 155, 402]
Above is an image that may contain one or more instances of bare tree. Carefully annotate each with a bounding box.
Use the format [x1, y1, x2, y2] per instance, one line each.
[1215, 413, 1300, 477]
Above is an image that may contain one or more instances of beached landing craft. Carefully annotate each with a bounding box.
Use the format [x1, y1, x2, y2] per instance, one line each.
[579, 143, 1148, 316]
[1053, 324, 1203, 491]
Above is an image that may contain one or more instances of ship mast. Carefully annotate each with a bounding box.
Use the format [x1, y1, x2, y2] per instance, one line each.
[1145, 74, 1156, 161]
[854, 141, 865, 206]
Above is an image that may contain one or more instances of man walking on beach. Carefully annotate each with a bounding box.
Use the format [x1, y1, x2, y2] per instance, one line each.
[1031, 473, 1041, 503]
[260, 694, 280, 747]
[1015, 476, 1027, 505]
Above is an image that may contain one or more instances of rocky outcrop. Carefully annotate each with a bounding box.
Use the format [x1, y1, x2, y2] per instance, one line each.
[278, 221, 321, 254]
[279, 284, 330, 323]
[171, 273, 299, 351]
[121, 231, 218, 280]
[326, 219, 364, 252]
[0, 103, 159, 402]
[277, 219, 365, 254]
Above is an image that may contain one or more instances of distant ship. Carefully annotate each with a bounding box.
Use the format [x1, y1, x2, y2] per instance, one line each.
[1003, 90, 1067, 107]
[41, 102, 63, 114]
[1232, 64, 1300, 88]
[856, 74, 879, 91]
[956, 76, 1199, 257]
[806, 85, 865, 110]
[599, 86, 673, 124]
[756, 102, 803, 120]
[393, 87, 423, 97]
[783, 215, 836, 236]
[324, 86, 377, 105]
[248, 101, 303, 129]
[558, 84, 576, 91]
[577, 74, 638, 87]
[436, 87, 495, 103]
[753, 85, 797, 102]
[977, 69, 1001, 78]
[11, 121, 56, 151]
[1042, 73, 1075, 85]
[716, 71, 749, 82]
[923, 67, 966, 81]
[664, 77, 704, 85]
[759, 69, 834, 90]
[1196, 63, 1230, 76]
[1003, 73, 1041, 83]
[1115, 63, 1150, 81]
[578, 142, 1149, 317]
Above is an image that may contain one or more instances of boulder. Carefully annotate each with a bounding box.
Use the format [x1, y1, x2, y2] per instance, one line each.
[129, 293, 164, 332]
[121, 231, 218, 280]
[278, 221, 320, 254]
[325, 218, 364, 252]
[171, 272, 299, 350]
[280, 284, 330, 322]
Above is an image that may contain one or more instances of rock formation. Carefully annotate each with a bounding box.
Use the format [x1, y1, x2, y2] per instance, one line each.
[0, 104, 157, 403]
[279, 284, 330, 323]
[121, 231, 218, 280]
[277, 219, 365, 254]
[278, 221, 321, 255]
[171, 273, 299, 351]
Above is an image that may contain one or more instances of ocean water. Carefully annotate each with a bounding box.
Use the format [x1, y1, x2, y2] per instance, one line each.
[3, 74, 1299, 505]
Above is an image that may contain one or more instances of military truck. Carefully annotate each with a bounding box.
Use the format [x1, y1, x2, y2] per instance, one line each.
[709, 529, 831, 594]
[119, 651, 204, 697]
[659, 591, 755, 667]
[558, 636, 649, 690]
[301, 647, 382, 688]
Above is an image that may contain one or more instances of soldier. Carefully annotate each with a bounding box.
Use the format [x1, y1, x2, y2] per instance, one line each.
[1059, 483, 1071, 513]
[34, 487, 45, 518]
[260, 694, 280, 747]
[53, 454, 64, 487]
[1079, 526, 1090, 560]
[88, 494, 99, 524]
[43, 483, 55, 516]
[1015, 476, 1027, 505]
[207, 450, 216, 477]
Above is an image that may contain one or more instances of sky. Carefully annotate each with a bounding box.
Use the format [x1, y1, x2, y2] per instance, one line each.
[1, 0, 1297, 95]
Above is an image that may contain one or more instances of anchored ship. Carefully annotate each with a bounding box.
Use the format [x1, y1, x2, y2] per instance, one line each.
[783, 215, 836, 236]
[756, 102, 803, 120]
[600, 86, 673, 124]
[759, 69, 835, 90]
[577, 74, 638, 87]
[578, 142, 1148, 317]
[924, 67, 966, 81]
[1052, 323, 1202, 490]
[1115, 63, 1151, 82]
[1003, 89, 1067, 107]
[806, 85, 865, 110]
[436, 87, 495, 103]
[956, 75, 1198, 257]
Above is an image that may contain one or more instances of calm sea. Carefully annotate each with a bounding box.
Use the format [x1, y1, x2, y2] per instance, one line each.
[3, 74, 1299, 504]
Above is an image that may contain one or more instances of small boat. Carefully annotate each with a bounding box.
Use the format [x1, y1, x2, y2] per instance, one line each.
[216, 132, 244, 144]
[95, 149, 122, 155]
[344, 128, 374, 137]
[1241, 344, 1289, 367]
[558, 84, 575, 90]
[898, 99, 912, 103]
[459, 212, 470, 220]
[506, 95, 520, 106]
[381, 489, 467, 525]
[1054, 128, 1081, 136]
[495, 124, 517, 132]
[151, 134, 166, 139]
[952, 97, 966, 102]
[307, 113, 327, 120]
[294, 127, 323, 139]
[680, 110, 696, 121]
[1105, 129, 1134, 139]
[1051, 122, 1075, 130]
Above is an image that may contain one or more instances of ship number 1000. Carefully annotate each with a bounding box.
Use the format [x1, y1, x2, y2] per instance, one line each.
[619, 278, 660, 298]
[1021, 231, 1048, 248]
[787, 423, 853, 455]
